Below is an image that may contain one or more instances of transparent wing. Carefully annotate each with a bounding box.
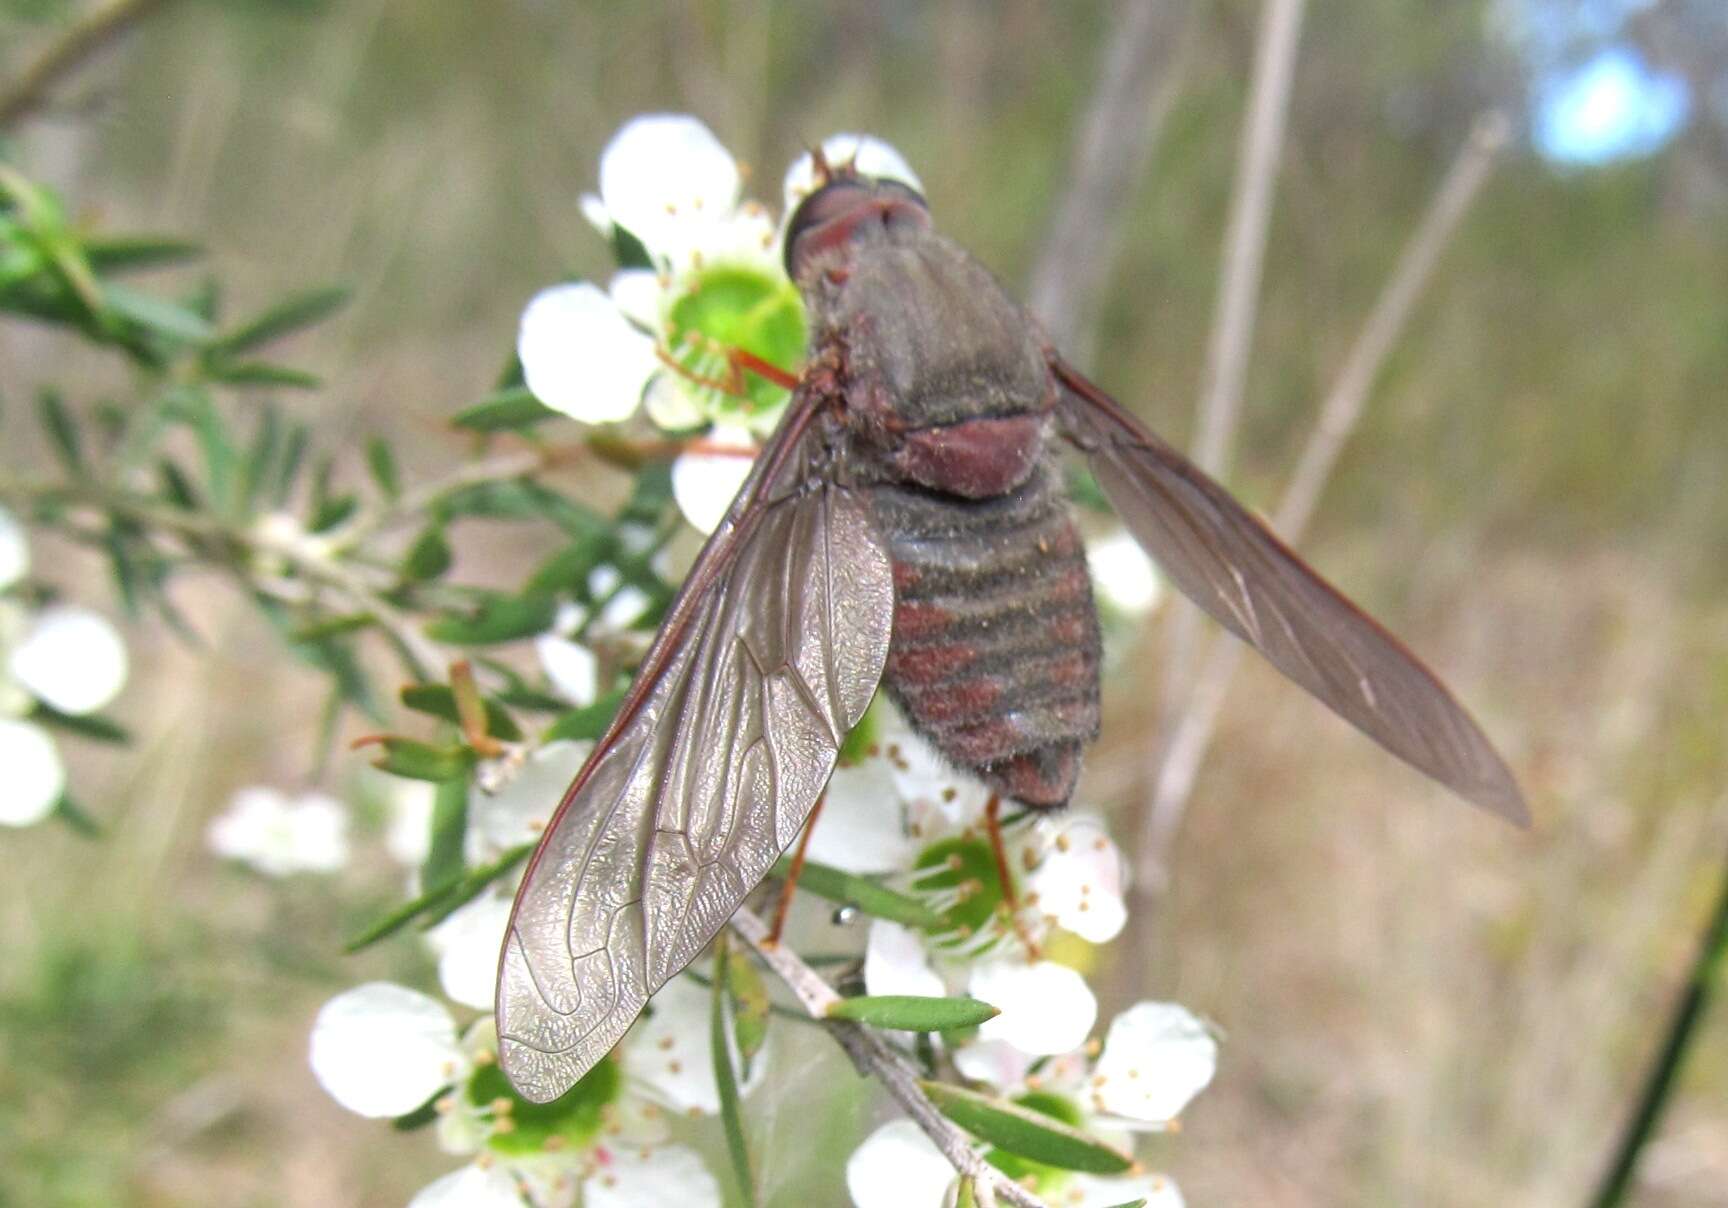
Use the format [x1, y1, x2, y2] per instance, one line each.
[496, 398, 894, 1103]
[1052, 357, 1525, 824]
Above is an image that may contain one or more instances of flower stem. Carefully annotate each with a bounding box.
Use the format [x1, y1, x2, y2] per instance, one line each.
[1586, 837, 1728, 1208]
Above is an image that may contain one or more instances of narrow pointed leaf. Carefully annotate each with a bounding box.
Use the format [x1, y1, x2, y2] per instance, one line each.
[420, 777, 469, 894]
[400, 683, 523, 741]
[368, 738, 475, 782]
[103, 283, 214, 343]
[403, 526, 452, 580]
[825, 995, 998, 1031]
[214, 285, 349, 354]
[452, 387, 558, 431]
[722, 945, 770, 1064]
[539, 689, 627, 744]
[711, 950, 758, 1208]
[424, 592, 556, 645]
[767, 856, 946, 931]
[344, 841, 532, 952]
[920, 1081, 1134, 1174]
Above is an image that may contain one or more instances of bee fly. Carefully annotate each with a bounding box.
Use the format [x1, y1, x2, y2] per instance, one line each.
[496, 158, 1525, 1103]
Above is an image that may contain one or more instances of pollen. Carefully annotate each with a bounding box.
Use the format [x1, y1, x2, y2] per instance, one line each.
[667, 1060, 682, 1074]
[491, 1097, 514, 1114]
[435, 1095, 455, 1114]
[942, 787, 957, 802]
[543, 1135, 568, 1152]
[473, 1048, 495, 1066]
[1056, 834, 1072, 853]
[658, 1035, 676, 1050]
[492, 1117, 516, 1135]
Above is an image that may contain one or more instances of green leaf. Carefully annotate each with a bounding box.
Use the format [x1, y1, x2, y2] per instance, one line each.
[420, 777, 469, 894]
[343, 843, 533, 952]
[919, 1082, 1134, 1175]
[368, 738, 475, 782]
[424, 592, 557, 646]
[711, 951, 758, 1208]
[390, 1096, 441, 1132]
[1097, 1201, 1149, 1208]
[36, 388, 82, 472]
[722, 945, 770, 1065]
[103, 282, 214, 343]
[403, 526, 453, 581]
[825, 995, 999, 1031]
[213, 285, 350, 355]
[29, 704, 128, 744]
[400, 684, 523, 741]
[452, 386, 558, 432]
[540, 689, 627, 744]
[524, 535, 612, 597]
[768, 857, 946, 931]
[288, 613, 375, 642]
[82, 235, 203, 274]
[51, 794, 102, 838]
[205, 360, 322, 389]
[365, 437, 398, 499]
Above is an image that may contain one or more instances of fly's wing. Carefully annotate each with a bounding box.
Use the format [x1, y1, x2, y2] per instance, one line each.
[1051, 357, 1526, 825]
[496, 393, 894, 1103]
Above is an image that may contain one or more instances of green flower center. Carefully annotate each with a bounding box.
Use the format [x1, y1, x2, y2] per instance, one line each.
[662, 264, 805, 426]
[470, 1053, 622, 1157]
[912, 835, 1010, 949]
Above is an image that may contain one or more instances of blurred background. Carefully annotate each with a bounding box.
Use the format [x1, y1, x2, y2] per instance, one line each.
[3, 1, 1726, 1204]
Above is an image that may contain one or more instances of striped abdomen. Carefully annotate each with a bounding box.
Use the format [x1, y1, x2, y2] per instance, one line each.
[872, 460, 1102, 808]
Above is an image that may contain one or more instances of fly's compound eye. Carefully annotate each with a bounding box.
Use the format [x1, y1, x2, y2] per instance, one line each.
[784, 176, 930, 278]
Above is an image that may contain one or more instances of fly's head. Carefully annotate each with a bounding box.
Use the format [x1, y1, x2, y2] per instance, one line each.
[783, 163, 931, 289]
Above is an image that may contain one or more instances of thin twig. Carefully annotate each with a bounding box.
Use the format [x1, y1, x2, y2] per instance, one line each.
[1586, 833, 1728, 1208]
[1159, 0, 1308, 731]
[322, 448, 545, 556]
[1025, 0, 1193, 361]
[730, 909, 1048, 1208]
[0, 0, 173, 129]
[1134, 113, 1511, 896]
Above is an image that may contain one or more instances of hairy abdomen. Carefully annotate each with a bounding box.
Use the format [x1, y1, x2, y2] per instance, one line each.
[872, 461, 1101, 808]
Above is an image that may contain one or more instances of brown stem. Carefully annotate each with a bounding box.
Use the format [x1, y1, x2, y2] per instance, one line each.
[0, 0, 174, 129]
[730, 909, 1049, 1208]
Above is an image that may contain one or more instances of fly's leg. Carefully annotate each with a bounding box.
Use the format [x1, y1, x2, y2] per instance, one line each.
[658, 334, 800, 398]
[985, 795, 1041, 958]
[766, 789, 827, 947]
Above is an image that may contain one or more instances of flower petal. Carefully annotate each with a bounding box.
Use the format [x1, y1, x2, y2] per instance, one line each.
[846, 1119, 955, 1208]
[807, 756, 917, 874]
[535, 633, 599, 707]
[1024, 815, 1127, 944]
[608, 268, 664, 329]
[207, 786, 349, 877]
[970, 958, 1097, 1057]
[952, 1038, 1036, 1092]
[1068, 1170, 1185, 1208]
[586, 1144, 721, 1208]
[384, 776, 438, 867]
[622, 975, 763, 1114]
[642, 372, 706, 431]
[518, 282, 658, 424]
[9, 605, 127, 715]
[671, 428, 756, 535]
[0, 505, 28, 591]
[784, 134, 923, 212]
[599, 113, 741, 265]
[864, 920, 947, 1000]
[473, 741, 591, 850]
[1087, 529, 1162, 617]
[0, 718, 64, 826]
[1090, 1002, 1217, 1126]
[408, 1164, 525, 1208]
[309, 982, 464, 1118]
[878, 716, 991, 837]
[427, 891, 514, 1010]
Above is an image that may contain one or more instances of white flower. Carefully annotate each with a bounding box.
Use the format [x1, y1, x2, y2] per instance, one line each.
[863, 919, 947, 1001]
[846, 1119, 956, 1207]
[426, 891, 514, 1010]
[670, 425, 756, 534]
[207, 786, 349, 876]
[309, 982, 466, 1118]
[7, 604, 127, 716]
[621, 974, 766, 1114]
[1087, 528, 1162, 618]
[584, 1144, 721, 1208]
[408, 1165, 524, 1208]
[0, 716, 65, 826]
[1022, 814, 1128, 944]
[472, 740, 590, 851]
[1088, 1002, 1217, 1127]
[0, 505, 27, 591]
[592, 113, 744, 271]
[535, 632, 599, 707]
[969, 957, 1097, 1057]
[518, 281, 658, 424]
[383, 776, 438, 866]
[783, 133, 924, 213]
[808, 754, 918, 874]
